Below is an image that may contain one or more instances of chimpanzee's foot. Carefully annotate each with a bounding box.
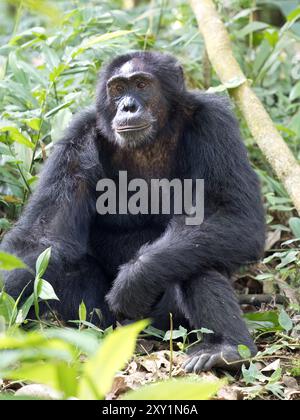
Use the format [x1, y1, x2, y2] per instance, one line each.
[182, 342, 255, 374]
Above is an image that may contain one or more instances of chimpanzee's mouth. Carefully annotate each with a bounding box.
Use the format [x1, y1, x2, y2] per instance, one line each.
[116, 124, 151, 133]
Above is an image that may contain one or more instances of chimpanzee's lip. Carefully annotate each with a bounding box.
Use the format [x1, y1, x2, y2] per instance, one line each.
[116, 124, 151, 132]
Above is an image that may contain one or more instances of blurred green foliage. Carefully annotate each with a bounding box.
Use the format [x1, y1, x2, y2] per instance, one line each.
[0, 0, 299, 400]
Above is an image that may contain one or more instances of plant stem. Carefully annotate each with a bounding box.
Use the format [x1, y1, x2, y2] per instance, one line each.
[169, 312, 173, 378]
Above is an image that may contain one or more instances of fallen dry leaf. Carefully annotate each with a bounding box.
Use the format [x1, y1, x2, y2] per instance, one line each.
[217, 385, 243, 400]
[261, 359, 281, 372]
[282, 375, 299, 390]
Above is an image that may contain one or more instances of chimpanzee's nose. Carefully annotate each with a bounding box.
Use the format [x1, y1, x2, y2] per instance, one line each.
[121, 97, 138, 113]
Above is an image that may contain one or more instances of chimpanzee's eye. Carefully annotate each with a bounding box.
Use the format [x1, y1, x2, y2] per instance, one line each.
[115, 84, 125, 94]
[137, 81, 147, 89]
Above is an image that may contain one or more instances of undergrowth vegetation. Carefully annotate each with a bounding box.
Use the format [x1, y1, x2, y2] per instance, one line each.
[0, 0, 299, 400]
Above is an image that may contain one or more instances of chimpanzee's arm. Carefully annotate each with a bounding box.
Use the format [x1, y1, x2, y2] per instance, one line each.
[1, 110, 100, 298]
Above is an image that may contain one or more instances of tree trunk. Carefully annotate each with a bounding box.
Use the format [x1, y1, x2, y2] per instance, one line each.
[189, 0, 300, 215]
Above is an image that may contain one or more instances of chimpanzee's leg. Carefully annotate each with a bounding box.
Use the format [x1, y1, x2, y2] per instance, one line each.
[50, 255, 114, 327]
[4, 253, 114, 328]
[177, 271, 256, 373]
[151, 286, 189, 332]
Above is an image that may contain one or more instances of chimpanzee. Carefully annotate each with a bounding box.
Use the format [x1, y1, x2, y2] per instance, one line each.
[1, 51, 265, 373]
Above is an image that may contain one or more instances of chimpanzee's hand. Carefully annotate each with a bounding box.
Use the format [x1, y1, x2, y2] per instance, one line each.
[105, 259, 153, 320]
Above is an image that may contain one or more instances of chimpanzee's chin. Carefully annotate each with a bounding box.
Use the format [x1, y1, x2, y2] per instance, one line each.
[115, 128, 154, 149]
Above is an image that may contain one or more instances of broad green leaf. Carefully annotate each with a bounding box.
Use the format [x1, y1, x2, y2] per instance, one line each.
[198, 327, 214, 334]
[0, 126, 34, 149]
[9, 26, 46, 45]
[290, 81, 300, 101]
[244, 311, 282, 332]
[45, 328, 99, 355]
[287, 7, 300, 22]
[144, 325, 165, 339]
[23, 118, 42, 131]
[288, 111, 300, 136]
[14, 142, 33, 172]
[163, 328, 187, 341]
[79, 320, 148, 399]
[278, 309, 293, 332]
[50, 108, 73, 142]
[3, 362, 77, 398]
[0, 252, 27, 271]
[242, 362, 268, 385]
[122, 378, 225, 400]
[72, 31, 132, 58]
[39, 279, 59, 301]
[207, 76, 247, 94]
[238, 344, 252, 359]
[16, 295, 34, 324]
[8, 52, 29, 86]
[7, 0, 60, 21]
[0, 292, 16, 323]
[289, 217, 300, 238]
[238, 22, 269, 38]
[276, 251, 298, 269]
[269, 367, 283, 384]
[36, 247, 51, 278]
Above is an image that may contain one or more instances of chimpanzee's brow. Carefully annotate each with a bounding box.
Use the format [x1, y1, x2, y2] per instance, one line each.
[107, 72, 154, 85]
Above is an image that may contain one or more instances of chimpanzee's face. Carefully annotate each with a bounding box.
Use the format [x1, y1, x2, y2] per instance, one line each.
[107, 59, 167, 148]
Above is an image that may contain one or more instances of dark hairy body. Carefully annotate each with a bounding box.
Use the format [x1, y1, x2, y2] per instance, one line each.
[1, 51, 265, 373]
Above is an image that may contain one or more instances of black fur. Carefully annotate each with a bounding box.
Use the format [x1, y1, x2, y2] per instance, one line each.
[1, 51, 265, 372]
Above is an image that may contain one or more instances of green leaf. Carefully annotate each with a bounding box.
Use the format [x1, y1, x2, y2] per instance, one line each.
[72, 31, 132, 58]
[207, 76, 247, 93]
[7, 0, 61, 22]
[78, 320, 148, 399]
[0, 292, 16, 323]
[255, 273, 274, 281]
[289, 217, 300, 238]
[143, 326, 165, 339]
[242, 362, 268, 385]
[269, 367, 282, 384]
[287, 7, 300, 22]
[39, 280, 59, 301]
[278, 309, 293, 332]
[244, 311, 282, 332]
[163, 328, 187, 341]
[198, 327, 214, 334]
[23, 118, 41, 131]
[290, 81, 300, 101]
[45, 328, 99, 355]
[36, 247, 51, 278]
[288, 111, 300, 136]
[276, 251, 298, 269]
[238, 344, 252, 359]
[3, 362, 77, 399]
[50, 108, 73, 142]
[33, 247, 52, 318]
[0, 126, 34, 149]
[16, 295, 34, 324]
[122, 378, 225, 400]
[0, 252, 27, 271]
[79, 301, 87, 323]
[238, 22, 270, 38]
[33, 276, 42, 319]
